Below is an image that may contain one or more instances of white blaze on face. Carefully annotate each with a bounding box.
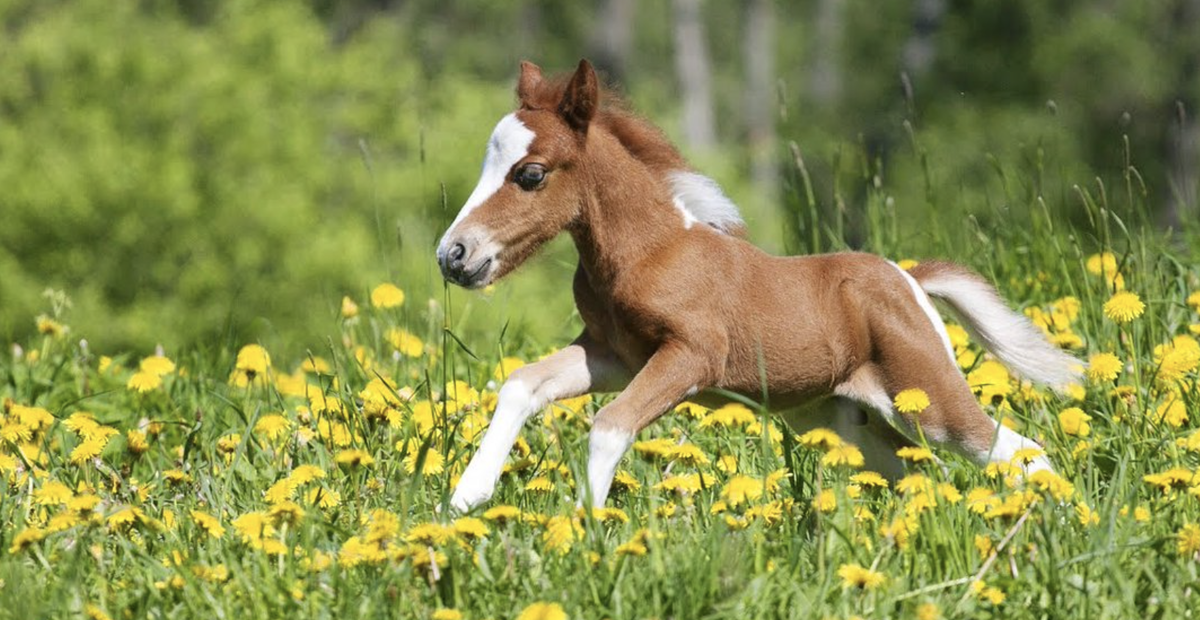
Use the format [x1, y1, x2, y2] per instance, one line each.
[440, 113, 536, 247]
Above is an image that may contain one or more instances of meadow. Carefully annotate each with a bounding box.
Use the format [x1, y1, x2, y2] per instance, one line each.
[3, 188, 1200, 620]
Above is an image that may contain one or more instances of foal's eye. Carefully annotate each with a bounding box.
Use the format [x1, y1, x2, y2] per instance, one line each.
[513, 164, 546, 191]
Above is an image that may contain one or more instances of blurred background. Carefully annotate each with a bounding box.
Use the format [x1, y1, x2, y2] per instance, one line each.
[1, 0, 1197, 358]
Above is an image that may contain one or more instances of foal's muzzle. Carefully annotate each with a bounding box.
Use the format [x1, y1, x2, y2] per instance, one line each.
[437, 239, 494, 289]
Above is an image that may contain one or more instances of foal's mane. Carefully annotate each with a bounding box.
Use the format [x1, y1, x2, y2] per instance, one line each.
[520, 74, 745, 235]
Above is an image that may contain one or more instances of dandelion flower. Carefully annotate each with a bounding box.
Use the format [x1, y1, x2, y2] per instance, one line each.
[334, 449, 375, 468]
[191, 511, 225, 539]
[139, 355, 175, 377]
[254, 415, 291, 441]
[386, 328, 423, 358]
[541, 516, 580, 556]
[482, 505, 521, 523]
[721, 475, 764, 507]
[813, 489, 838, 512]
[516, 602, 568, 620]
[1085, 353, 1122, 383]
[850, 471, 888, 488]
[1103, 291, 1145, 324]
[127, 371, 162, 393]
[894, 388, 930, 414]
[370, 283, 405, 309]
[493, 356, 526, 381]
[35, 315, 66, 337]
[453, 517, 490, 540]
[340, 296, 359, 319]
[971, 580, 1006, 605]
[1057, 407, 1092, 436]
[837, 563, 885, 590]
[1187, 291, 1200, 312]
[1153, 398, 1188, 428]
[432, 610, 463, 620]
[896, 446, 935, 463]
[821, 444, 864, 468]
[1177, 524, 1200, 556]
[796, 428, 843, 450]
[235, 344, 271, 375]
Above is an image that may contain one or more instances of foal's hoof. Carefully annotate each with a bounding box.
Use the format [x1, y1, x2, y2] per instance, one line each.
[449, 484, 493, 513]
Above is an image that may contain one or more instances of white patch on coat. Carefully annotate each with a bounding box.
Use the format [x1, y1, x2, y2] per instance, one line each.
[890, 262, 957, 365]
[668, 171, 744, 234]
[586, 427, 634, 508]
[981, 422, 1054, 475]
[438, 113, 535, 255]
[449, 378, 536, 511]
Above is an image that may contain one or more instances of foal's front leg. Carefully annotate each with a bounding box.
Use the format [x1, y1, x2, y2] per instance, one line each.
[449, 336, 628, 512]
[586, 343, 719, 508]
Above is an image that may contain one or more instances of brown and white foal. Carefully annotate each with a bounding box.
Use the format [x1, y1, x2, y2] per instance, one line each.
[437, 60, 1079, 512]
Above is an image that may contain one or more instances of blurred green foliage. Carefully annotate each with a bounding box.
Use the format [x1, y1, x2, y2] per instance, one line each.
[0, 0, 1196, 356]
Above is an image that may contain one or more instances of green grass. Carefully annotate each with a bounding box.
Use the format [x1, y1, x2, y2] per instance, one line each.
[2, 150, 1200, 620]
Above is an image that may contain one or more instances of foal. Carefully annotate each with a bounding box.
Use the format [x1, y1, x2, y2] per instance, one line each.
[437, 60, 1079, 512]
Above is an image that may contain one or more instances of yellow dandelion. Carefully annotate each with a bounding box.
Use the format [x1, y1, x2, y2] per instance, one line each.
[516, 602, 568, 620]
[190, 511, 225, 539]
[1103, 291, 1145, 324]
[896, 446, 935, 463]
[386, 328, 423, 358]
[813, 489, 838, 513]
[525, 476, 555, 493]
[340, 296, 359, 319]
[1177, 524, 1200, 556]
[370, 283, 405, 309]
[334, 449, 374, 468]
[253, 415, 291, 441]
[612, 470, 641, 492]
[971, 580, 1006, 605]
[893, 388, 930, 414]
[139, 355, 176, 377]
[698, 403, 756, 428]
[796, 428, 843, 450]
[837, 563, 885, 590]
[304, 487, 341, 509]
[1085, 353, 1122, 383]
[850, 471, 888, 488]
[1154, 398, 1188, 428]
[453, 517, 490, 540]
[35, 315, 66, 337]
[821, 444, 864, 468]
[403, 448, 445, 475]
[1186, 291, 1200, 312]
[493, 356, 526, 381]
[235, 344, 271, 374]
[665, 443, 710, 466]
[721, 475, 764, 507]
[9, 527, 47, 554]
[126, 371, 162, 393]
[1057, 407, 1092, 437]
[70, 438, 107, 464]
[541, 516, 580, 556]
[482, 505, 521, 523]
[432, 610, 463, 620]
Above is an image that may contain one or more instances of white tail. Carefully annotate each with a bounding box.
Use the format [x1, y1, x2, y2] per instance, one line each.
[912, 262, 1082, 390]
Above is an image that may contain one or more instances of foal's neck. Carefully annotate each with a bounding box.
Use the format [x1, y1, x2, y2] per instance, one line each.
[569, 131, 685, 290]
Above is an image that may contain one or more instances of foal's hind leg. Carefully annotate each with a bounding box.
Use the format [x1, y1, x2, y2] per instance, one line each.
[850, 351, 1053, 475]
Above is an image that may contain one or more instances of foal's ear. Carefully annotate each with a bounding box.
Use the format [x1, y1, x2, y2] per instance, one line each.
[517, 61, 543, 105]
[558, 59, 598, 133]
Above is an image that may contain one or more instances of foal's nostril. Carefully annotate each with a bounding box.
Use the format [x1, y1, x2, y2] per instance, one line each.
[449, 243, 466, 263]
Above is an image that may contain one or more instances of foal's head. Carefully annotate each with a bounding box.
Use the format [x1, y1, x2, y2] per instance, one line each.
[436, 60, 602, 289]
